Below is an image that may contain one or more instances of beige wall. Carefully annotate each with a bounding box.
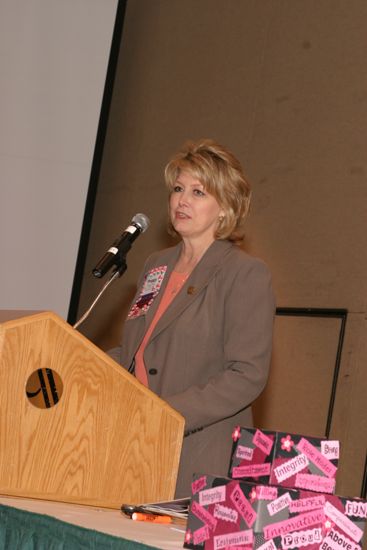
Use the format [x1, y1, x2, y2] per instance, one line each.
[77, 1, 367, 497]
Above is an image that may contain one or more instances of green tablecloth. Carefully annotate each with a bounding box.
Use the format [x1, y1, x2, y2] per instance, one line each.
[0, 504, 157, 550]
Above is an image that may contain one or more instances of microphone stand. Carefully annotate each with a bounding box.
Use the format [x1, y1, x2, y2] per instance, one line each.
[73, 257, 127, 331]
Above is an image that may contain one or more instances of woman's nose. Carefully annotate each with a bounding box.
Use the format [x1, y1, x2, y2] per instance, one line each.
[178, 190, 189, 205]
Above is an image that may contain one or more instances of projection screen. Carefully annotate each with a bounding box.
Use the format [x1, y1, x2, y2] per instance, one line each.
[0, 0, 120, 321]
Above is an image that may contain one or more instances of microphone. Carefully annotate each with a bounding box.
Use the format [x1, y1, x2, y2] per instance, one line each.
[92, 213, 150, 278]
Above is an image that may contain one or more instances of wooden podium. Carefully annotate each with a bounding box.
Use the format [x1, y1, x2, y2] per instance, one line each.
[0, 312, 184, 509]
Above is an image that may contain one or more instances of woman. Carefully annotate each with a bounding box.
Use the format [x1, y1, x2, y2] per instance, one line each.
[109, 139, 275, 497]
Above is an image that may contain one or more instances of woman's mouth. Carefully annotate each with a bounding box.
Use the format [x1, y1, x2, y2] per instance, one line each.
[175, 211, 190, 219]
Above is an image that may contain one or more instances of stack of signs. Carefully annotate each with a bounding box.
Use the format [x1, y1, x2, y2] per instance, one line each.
[183, 474, 366, 549]
[183, 428, 366, 549]
[230, 429, 339, 494]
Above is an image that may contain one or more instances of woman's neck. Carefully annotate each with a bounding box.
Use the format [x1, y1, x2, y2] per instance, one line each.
[174, 237, 214, 274]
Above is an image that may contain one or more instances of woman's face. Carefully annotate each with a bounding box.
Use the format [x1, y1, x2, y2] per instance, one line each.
[169, 170, 224, 244]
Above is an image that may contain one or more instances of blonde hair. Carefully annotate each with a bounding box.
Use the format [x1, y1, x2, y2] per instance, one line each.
[164, 138, 251, 244]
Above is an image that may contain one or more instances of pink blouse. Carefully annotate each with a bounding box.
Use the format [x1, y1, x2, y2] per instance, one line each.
[134, 271, 189, 386]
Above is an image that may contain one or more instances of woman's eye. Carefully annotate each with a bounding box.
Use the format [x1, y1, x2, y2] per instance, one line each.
[173, 185, 183, 192]
[193, 189, 205, 196]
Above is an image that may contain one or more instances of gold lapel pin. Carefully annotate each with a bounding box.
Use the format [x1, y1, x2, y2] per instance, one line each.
[187, 286, 196, 295]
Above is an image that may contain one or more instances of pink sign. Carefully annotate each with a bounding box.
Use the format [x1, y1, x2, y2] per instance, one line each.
[324, 501, 363, 543]
[297, 437, 337, 478]
[192, 475, 207, 494]
[289, 494, 325, 513]
[213, 529, 253, 549]
[193, 524, 210, 545]
[191, 500, 217, 531]
[229, 484, 257, 527]
[295, 472, 336, 494]
[199, 485, 226, 506]
[263, 509, 325, 540]
[232, 463, 271, 479]
[253, 429, 274, 456]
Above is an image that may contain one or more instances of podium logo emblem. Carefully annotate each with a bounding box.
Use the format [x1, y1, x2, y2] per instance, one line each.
[26, 368, 63, 409]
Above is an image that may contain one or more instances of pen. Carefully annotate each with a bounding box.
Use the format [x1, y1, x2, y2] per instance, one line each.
[132, 512, 172, 524]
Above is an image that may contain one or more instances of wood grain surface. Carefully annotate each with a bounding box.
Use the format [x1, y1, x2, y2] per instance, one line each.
[0, 312, 184, 508]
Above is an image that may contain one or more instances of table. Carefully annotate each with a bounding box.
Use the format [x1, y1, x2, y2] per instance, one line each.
[0, 495, 186, 549]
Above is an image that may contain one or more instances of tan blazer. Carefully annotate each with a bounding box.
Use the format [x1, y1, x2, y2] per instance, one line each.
[109, 239, 275, 497]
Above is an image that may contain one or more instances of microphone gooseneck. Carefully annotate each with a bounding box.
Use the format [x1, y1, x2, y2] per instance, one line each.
[74, 213, 150, 330]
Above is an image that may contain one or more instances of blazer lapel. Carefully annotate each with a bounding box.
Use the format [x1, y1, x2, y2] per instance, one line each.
[148, 240, 233, 342]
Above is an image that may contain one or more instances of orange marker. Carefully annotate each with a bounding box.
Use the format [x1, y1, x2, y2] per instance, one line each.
[132, 512, 172, 524]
